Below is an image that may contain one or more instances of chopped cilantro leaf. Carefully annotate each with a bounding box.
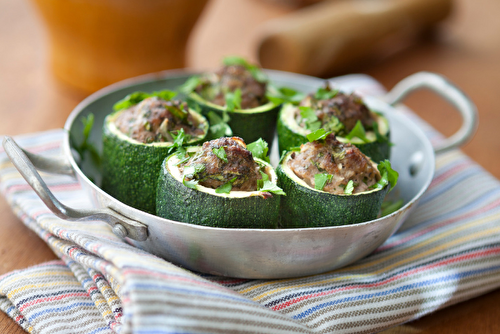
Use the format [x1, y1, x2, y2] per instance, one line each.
[224, 88, 242, 111]
[344, 180, 354, 195]
[257, 170, 269, 189]
[179, 76, 202, 94]
[314, 173, 333, 190]
[266, 85, 305, 105]
[168, 128, 187, 154]
[215, 177, 237, 194]
[306, 128, 332, 142]
[207, 111, 232, 139]
[113, 90, 177, 111]
[223, 56, 251, 67]
[345, 120, 370, 143]
[212, 147, 228, 162]
[71, 113, 101, 166]
[153, 90, 178, 101]
[183, 163, 205, 178]
[174, 147, 190, 166]
[82, 113, 94, 139]
[247, 138, 270, 162]
[183, 178, 198, 189]
[258, 180, 286, 195]
[299, 106, 317, 122]
[315, 86, 339, 100]
[371, 160, 399, 191]
[307, 120, 321, 131]
[222, 56, 267, 83]
[299, 106, 322, 131]
[324, 116, 344, 133]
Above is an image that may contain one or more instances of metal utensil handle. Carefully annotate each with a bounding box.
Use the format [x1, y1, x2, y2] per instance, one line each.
[385, 71, 478, 154]
[2, 136, 148, 241]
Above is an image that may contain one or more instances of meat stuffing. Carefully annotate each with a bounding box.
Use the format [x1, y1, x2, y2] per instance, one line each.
[287, 134, 380, 194]
[297, 83, 376, 134]
[114, 97, 204, 143]
[181, 137, 263, 191]
[195, 64, 268, 109]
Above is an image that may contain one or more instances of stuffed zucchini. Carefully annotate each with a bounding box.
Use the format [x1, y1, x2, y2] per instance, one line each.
[102, 91, 209, 213]
[277, 131, 398, 228]
[180, 56, 281, 145]
[277, 83, 391, 162]
[156, 137, 284, 228]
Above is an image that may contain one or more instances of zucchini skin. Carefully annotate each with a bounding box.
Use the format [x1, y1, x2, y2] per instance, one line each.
[101, 110, 208, 214]
[276, 153, 389, 228]
[188, 93, 281, 145]
[276, 104, 391, 163]
[156, 156, 280, 228]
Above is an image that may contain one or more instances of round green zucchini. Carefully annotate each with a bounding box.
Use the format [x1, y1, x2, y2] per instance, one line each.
[277, 103, 391, 162]
[156, 148, 280, 228]
[188, 92, 281, 145]
[101, 109, 208, 214]
[277, 151, 390, 228]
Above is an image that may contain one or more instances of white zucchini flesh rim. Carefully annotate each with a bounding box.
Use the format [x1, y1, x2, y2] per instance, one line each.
[280, 104, 389, 145]
[281, 151, 382, 196]
[167, 149, 278, 198]
[106, 109, 208, 147]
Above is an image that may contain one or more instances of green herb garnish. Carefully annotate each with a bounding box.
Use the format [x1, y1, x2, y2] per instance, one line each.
[323, 116, 344, 133]
[315, 86, 339, 100]
[257, 170, 269, 189]
[222, 56, 267, 83]
[345, 120, 370, 143]
[72, 113, 101, 166]
[174, 147, 190, 166]
[207, 111, 232, 139]
[247, 138, 270, 162]
[371, 159, 399, 191]
[183, 163, 205, 178]
[306, 128, 332, 142]
[182, 163, 205, 189]
[212, 147, 228, 162]
[183, 178, 199, 189]
[215, 177, 238, 194]
[113, 90, 177, 111]
[179, 76, 202, 94]
[299, 106, 321, 131]
[344, 180, 354, 195]
[256, 170, 285, 195]
[224, 88, 242, 111]
[266, 85, 305, 105]
[258, 180, 286, 195]
[168, 128, 187, 154]
[314, 173, 333, 190]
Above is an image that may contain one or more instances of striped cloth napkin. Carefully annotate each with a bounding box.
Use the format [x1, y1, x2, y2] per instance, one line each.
[1, 75, 500, 334]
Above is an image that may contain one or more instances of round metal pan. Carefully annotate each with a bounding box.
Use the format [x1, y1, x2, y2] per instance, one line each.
[2, 70, 477, 279]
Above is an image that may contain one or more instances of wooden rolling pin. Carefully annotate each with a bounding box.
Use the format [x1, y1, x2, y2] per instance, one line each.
[257, 0, 452, 76]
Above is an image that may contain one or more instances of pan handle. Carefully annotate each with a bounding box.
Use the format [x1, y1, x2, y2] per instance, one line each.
[384, 72, 478, 154]
[385, 72, 478, 154]
[2, 136, 148, 241]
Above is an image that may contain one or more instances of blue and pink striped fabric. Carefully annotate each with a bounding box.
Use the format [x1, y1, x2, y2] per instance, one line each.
[1, 75, 500, 334]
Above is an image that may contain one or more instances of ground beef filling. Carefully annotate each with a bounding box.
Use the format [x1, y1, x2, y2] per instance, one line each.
[114, 97, 204, 144]
[181, 137, 262, 191]
[195, 65, 268, 109]
[297, 87, 376, 135]
[287, 134, 380, 194]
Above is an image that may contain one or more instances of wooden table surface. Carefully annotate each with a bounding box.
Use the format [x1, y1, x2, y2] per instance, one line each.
[1, 0, 500, 333]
